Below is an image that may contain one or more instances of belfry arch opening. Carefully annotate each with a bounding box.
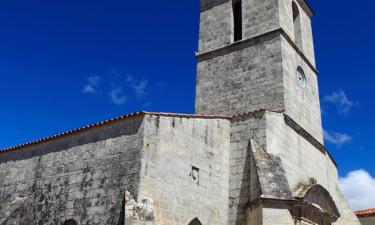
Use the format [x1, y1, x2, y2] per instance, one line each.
[232, 0, 242, 42]
[188, 218, 202, 225]
[292, 1, 303, 50]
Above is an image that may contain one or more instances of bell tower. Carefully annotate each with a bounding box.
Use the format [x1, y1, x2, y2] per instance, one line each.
[195, 0, 323, 141]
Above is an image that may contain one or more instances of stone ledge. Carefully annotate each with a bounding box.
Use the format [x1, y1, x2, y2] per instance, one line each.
[200, 0, 228, 12]
[284, 114, 338, 168]
[196, 28, 318, 75]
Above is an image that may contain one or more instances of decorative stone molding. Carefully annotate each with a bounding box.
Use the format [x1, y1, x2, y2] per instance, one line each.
[247, 185, 340, 225]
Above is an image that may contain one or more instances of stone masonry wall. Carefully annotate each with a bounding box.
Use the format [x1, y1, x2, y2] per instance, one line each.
[281, 35, 323, 142]
[195, 33, 285, 115]
[264, 111, 360, 225]
[138, 115, 231, 225]
[199, 0, 233, 53]
[242, 0, 279, 39]
[279, 0, 315, 65]
[0, 116, 144, 225]
[229, 112, 266, 225]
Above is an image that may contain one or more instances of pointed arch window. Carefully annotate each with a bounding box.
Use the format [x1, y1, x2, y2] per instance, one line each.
[292, 2, 303, 50]
[232, 0, 242, 42]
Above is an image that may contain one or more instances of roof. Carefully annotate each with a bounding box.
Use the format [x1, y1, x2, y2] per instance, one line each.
[0, 108, 339, 169]
[0, 111, 233, 154]
[355, 209, 375, 217]
[5, 109, 338, 160]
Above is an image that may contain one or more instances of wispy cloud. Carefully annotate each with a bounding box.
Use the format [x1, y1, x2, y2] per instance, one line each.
[323, 130, 352, 148]
[340, 169, 375, 210]
[127, 75, 148, 98]
[82, 69, 150, 106]
[323, 90, 358, 115]
[82, 76, 100, 94]
[109, 88, 127, 105]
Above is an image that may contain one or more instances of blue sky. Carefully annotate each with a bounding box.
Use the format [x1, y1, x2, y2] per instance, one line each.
[0, 1, 374, 210]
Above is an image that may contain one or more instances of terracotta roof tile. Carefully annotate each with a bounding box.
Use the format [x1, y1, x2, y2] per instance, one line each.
[355, 209, 375, 217]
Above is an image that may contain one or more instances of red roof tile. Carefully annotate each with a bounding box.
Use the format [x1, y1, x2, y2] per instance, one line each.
[355, 209, 375, 217]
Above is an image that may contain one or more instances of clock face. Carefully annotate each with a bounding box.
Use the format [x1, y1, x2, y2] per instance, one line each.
[296, 68, 306, 88]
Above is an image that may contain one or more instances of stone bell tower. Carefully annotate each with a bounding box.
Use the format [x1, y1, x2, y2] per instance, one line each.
[195, 0, 323, 142]
[195, 1, 361, 225]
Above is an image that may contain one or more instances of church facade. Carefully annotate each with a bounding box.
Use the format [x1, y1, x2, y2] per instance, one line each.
[0, 0, 361, 225]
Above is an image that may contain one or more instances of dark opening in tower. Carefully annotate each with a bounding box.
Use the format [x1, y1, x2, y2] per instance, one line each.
[189, 218, 202, 225]
[232, 0, 242, 42]
[63, 219, 77, 225]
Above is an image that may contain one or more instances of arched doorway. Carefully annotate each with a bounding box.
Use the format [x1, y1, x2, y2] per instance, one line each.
[189, 218, 202, 225]
[63, 219, 77, 225]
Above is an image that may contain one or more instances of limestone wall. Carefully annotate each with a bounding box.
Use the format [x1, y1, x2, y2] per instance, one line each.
[229, 112, 266, 225]
[138, 115, 231, 225]
[264, 112, 334, 191]
[281, 35, 323, 142]
[0, 116, 144, 225]
[0, 114, 232, 225]
[242, 0, 279, 39]
[195, 33, 285, 115]
[279, 0, 315, 65]
[264, 111, 360, 225]
[358, 217, 375, 225]
[198, 0, 233, 53]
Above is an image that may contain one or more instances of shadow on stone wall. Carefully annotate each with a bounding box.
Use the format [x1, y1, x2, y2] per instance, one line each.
[0, 116, 144, 163]
[0, 116, 144, 225]
[118, 195, 125, 225]
[233, 141, 252, 225]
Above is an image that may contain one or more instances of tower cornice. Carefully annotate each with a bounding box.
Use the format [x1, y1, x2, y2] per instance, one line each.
[196, 28, 318, 75]
[200, 0, 315, 16]
[297, 0, 315, 17]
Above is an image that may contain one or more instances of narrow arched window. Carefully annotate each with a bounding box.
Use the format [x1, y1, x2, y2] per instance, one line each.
[292, 2, 303, 49]
[296, 66, 306, 88]
[63, 219, 77, 225]
[232, 0, 242, 42]
[189, 218, 202, 225]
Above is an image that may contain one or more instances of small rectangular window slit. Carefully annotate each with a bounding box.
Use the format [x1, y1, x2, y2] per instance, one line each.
[233, 0, 242, 42]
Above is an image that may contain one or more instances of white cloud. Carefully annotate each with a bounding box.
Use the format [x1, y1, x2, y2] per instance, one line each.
[82, 69, 151, 105]
[82, 85, 95, 94]
[109, 88, 127, 105]
[126, 75, 148, 98]
[323, 90, 357, 115]
[82, 76, 100, 94]
[132, 79, 148, 97]
[340, 170, 375, 210]
[324, 130, 352, 148]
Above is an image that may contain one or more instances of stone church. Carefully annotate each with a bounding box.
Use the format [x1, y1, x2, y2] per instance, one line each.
[0, 0, 362, 225]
